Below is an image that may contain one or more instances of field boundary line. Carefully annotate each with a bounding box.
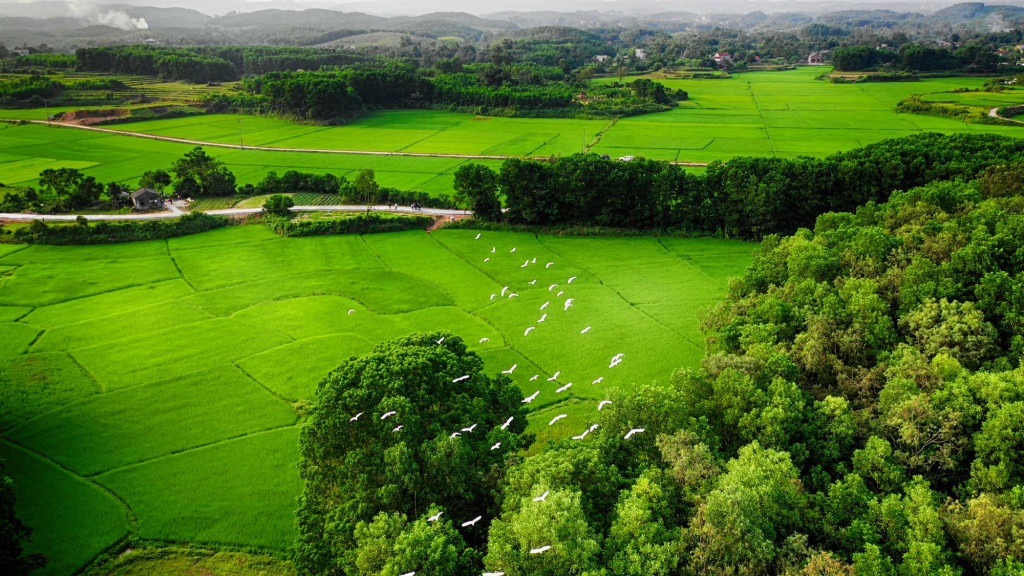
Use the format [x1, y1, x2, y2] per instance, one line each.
[534, 235, 705, 352]
[0, 244, 31, 259]
[67, 350, 107, 393]
[89, 424, 300, 478]
[167, 240, 199, 292]
[12, 306, 35, 322]
[232, 362, 301, 412]
[0, 436, 140, 531]
[585, 116, 619, 153]
[653, 236, 729, 290]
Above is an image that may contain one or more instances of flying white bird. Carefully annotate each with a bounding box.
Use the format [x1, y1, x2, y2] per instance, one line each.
[453, 375, 470, 383]
[540, 301, 550, 310]
[612, 353, 624, 361]
[521, 260, 529, 268]
[572, 429, 590, 440]
[549, 414, 568, 425]
[501, 416, 513, 430]
[568, 276, 577, 284]
[609, 358, 622, 368]
[580, 326, 591, 334]
[556, 383, 572, 393]
[450, 432, 461, 439]
[589, 423, 600, 432]
[393, 425, 404, 432]
[479, 337, 490, 343]
[483, 572, 506, 576]
[557, 291, 564, 297]
[502, 364, 517, 374]
[598, 400, 612, 410]
[501, 286, 509, 297]
[435, 336, 445, 344]
[484, 257, 490, 262]
[348, 309, 355, 315]
[548, 284, 558, 291]
[490, 442, 501, 451]
[428, 511, 443, 522]
[592, 377, 604, 384]
[490, 293, 496, 301]
[533, 490, 549, 502]
[524, 326, 535, 336]
[462, 423, 478, 433]
[532, 257, 537, 263]
[537, 313, 547, 323]
[624, 428, 645, 440]
[350, 413, 363, 422]
[399, 572, 415, 576]
[547, 371, 561, 381]
[491, 247, 496, 253]
[530, 374, 539, 381]
[522, 391, 540, 403]
[545, 262, 554, 268]
[462, 516, 482, 527]
[530, 546, 552, 554]
[508, 293, 519, 298]
[564, 298, 574, 310]
[528, 279, 537, 285]
[475, 233, 482, 239]
[381, 411, 397, 420]
[510, 247, 517, 253]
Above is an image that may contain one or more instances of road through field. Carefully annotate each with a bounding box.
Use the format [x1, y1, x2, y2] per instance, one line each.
[8, 120, 710, 166]
[0, 204, 468, 221]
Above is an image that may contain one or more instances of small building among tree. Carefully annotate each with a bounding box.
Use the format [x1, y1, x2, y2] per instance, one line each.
[130, 187, 164, 211]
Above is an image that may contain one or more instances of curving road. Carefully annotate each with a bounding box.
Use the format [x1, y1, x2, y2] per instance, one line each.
[8, 119, 710, 167]
[0, 204, 469, 222]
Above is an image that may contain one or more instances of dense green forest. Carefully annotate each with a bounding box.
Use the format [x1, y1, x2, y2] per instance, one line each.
[294, 162, 1024, 576]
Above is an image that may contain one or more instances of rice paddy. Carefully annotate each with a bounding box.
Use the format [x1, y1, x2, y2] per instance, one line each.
[2, 68, 1022, 196]
[0, 226, 753, 574]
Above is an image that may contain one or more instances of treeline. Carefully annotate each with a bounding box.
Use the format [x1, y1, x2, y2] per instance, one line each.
[214, 62, 682, 121]
[0, 75, 127, 104]
[74, 45, 371, 83]
[832, 43, 1001, 72]
[456, 133, 1024, 239]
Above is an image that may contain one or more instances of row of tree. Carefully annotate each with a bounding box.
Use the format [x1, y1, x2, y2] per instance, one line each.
[831, 43, 1002, 73]
[453, 133, 1024, 239]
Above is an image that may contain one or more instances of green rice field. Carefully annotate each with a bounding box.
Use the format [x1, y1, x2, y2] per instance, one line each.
[0, 226, 754, 574]
[2, 67, 1023, 196]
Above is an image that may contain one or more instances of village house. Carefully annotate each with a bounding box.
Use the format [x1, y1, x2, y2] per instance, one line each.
[595, 54, 609, 63]
[634, 48, 647, 60]
[712, 52, 732, 65]
[808, 50, 829, 65]
[130, 188, 165, 211]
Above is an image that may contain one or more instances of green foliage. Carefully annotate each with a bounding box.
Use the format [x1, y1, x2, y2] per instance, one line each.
[453, 164, 501, 221]
[262, 194, 295, 217]
[264, 212, 433, 236]
[12, 212, 229, 245]
[294, 332, 530, 576]
[171, 147, 237, 197]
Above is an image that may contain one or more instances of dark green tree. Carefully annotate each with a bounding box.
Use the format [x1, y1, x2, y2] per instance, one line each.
[170, 147, 236, 197]
[262, 194, 295, 217]
[453, 164, 501, 221]
[294, 332, 530, 576]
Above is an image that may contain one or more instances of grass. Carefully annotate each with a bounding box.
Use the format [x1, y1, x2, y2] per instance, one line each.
[0, 224, 753, 574]
[3, 68, 1022, 198]
[90, 546, 294, 576]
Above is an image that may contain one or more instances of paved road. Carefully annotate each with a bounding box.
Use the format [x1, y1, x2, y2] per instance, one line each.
[9, 119, 709, 167]
[989, 107, 1024, 123]
[0, 204, 470, 222]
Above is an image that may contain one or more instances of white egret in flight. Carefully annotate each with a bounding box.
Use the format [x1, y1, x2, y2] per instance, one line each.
[547, 371, 561, 381]
[349, 413, 363, 422]
[556, 383, 572, 393]
[522, 391, 539, 403]
[624, 428, 645, 439]
[530, 546, 551, 554]
[549, 414, 567, 425]
[598, 400, 612, 410]
[502, 363, 517, 374]
[381, 411, 397, 420]
[462, 516, 482, 527]
[501, 416, 513, 430]
[533, 490, 549, 502]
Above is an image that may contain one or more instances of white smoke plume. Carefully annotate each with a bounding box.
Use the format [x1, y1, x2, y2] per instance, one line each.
[66, 3, 149, 31]
[96, 11, 149, 30]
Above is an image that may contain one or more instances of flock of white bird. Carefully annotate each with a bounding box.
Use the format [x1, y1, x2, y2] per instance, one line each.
[347, 232, 647, 575]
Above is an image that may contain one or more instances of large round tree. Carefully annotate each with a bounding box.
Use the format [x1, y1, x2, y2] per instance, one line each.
[295, 332, 531, 576]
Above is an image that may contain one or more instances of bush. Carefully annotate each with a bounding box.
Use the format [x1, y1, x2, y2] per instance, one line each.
[262, 194, 295, 217]
[264, 212, 433, 237]
[12, 212, 230, 245]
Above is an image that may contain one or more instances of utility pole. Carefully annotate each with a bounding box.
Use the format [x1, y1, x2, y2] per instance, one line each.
[582, 129, 586, 153]
[237, 118, 244, 149]
[43, 98, 50, 125]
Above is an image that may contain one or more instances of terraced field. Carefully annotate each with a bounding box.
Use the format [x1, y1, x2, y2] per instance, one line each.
[0, 227, 754, 574]
[2, 67, 1022, 195]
